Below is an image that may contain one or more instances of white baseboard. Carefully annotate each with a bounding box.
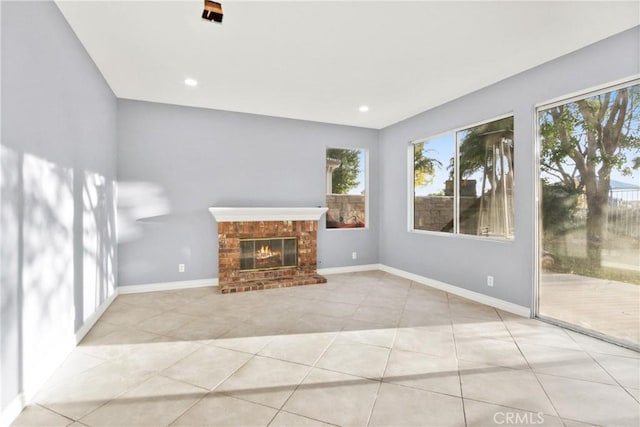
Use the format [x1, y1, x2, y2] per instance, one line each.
[118, 278, 218, 294]
[75, 290, 119, 343]
[1, 394, 25, 427]
[379, 265, 531, 318]
[318, 264, 382, 275]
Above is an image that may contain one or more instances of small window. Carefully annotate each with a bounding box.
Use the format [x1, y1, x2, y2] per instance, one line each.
[413, 134, 455, 233]
[326, 148, 367, 229]
[411, 116, 514, 239]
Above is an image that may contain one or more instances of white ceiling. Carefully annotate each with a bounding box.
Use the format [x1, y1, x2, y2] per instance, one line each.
[56, 1, 639, 129]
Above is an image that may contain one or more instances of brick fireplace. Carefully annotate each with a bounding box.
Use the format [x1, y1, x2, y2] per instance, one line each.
[209, 207, 328, 293]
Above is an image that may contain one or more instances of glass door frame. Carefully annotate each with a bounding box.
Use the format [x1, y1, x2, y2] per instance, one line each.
[532, 76, 640, 352]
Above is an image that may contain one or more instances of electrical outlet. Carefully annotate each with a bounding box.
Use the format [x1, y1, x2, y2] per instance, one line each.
[179, 263, 185, 273]
[487, 275, 494, 287]
[352, 251, 357, 260]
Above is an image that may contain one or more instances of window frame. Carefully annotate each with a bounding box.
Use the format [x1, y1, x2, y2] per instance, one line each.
[408, 113, 515, 241]
[325, 146, 369, 231]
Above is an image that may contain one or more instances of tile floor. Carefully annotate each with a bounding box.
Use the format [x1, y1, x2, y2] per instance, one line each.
[12, 271, 640, 427]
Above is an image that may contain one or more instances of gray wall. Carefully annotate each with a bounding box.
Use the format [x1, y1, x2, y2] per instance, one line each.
[379, 27, 640, 308]
[1, 1, 117, 412]
[117, 100, 378, 286]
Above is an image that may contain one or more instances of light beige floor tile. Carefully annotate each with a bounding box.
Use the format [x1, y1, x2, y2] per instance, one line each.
[34, 359, 154, 420]
[216, 355, 310, 409]
[518, 343, 616, 385]
[407, 284, 449, 302]
[626, 387, 640, 402]
[164, 316, 236, 341]
[449, 300, 501, 322]
[287, 313, 346, 334]
[502, 316, 560, 332]
[211, 325, 280, 354]
[111, 339, 202, 372]
[404, 298, 450, 316]
[77, 327, 163, 360]
[162, 344, 252, 390]
[37, 350, 106, 390]
[589, 352, 640, 389]
[456, 336, 529, 369]
[316, 341, 390, 380]
[268, 411, 335, 427]
[398, 309, 453, 332]
[566, 330, 640, 359]
[315, 289, 368, 305]
[369, 285, 410, 300]
[383, 348, 461, 396]
[282, 367, 379, 427]
[172, 299, 241, 318]
[119, 292, 197, 311]
[284, 286, 332, 301]
[79, 375, 206, 426]
[369, 382, 464, 427]
[246, 311, 304, 331]
[171, 392, 277, 426]
[258, 332, 336, 366]
[135, 311, 199, 335]
[538, 373, 640, 426]
[452, 318, 513, 342]
[394, 327, 456, 357]
[510, 325, 583, 351]
[463, 399, 564, 427]
[115, 292, 163, 307]
[10, 404, 73, 427]
[361, 294, 406, 310]
[459, 361, 557, 415]
[98, 304, 165, 327]
[561, 419, 602, 427]
[307, 300, 359, 318]
[80, 321, 122, 342]
[351, 304, 402, 327]
[12, 272, 640, 427]
[337, 322, 396, 348]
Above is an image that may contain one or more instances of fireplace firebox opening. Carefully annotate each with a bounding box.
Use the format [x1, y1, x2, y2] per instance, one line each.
[240, 237, 297, 271]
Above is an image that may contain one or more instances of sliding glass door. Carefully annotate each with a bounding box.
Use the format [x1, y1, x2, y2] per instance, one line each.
[537, 80, 640, 349]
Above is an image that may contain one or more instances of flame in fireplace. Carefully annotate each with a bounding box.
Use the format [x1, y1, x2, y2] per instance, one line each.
[259, 245, 271, 256]
[256, 244, 280, 260]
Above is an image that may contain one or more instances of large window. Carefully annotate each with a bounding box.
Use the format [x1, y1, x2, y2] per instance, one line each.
[411, 116, 514, 239]
[326, 148, 367, 229]
[537, 81, 640, 347]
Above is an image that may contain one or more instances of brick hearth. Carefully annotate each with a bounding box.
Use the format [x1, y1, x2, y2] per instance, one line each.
[217, 220, 326, 293]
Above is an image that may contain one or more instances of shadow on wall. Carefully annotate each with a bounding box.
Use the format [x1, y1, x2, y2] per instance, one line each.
[1, 144, 116, 399]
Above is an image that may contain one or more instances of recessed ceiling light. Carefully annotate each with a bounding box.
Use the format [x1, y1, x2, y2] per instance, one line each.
[359, 105, 369, 113]
[184, 78, 198, 87]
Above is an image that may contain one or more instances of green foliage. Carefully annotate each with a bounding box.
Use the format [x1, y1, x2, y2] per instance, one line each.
[539, 84, 640, 266]
[414, 143, 442, 187]
[327, 148, 361, 194]
[539, 85, 640, 189]
[545, 255, 640, 285]
[541, 181, 580, 236]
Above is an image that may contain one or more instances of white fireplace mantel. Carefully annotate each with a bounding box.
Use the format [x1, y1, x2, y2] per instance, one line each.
[209, 207, 328, 222]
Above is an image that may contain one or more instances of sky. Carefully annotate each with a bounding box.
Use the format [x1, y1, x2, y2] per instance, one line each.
[346, 150, 367, 195]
